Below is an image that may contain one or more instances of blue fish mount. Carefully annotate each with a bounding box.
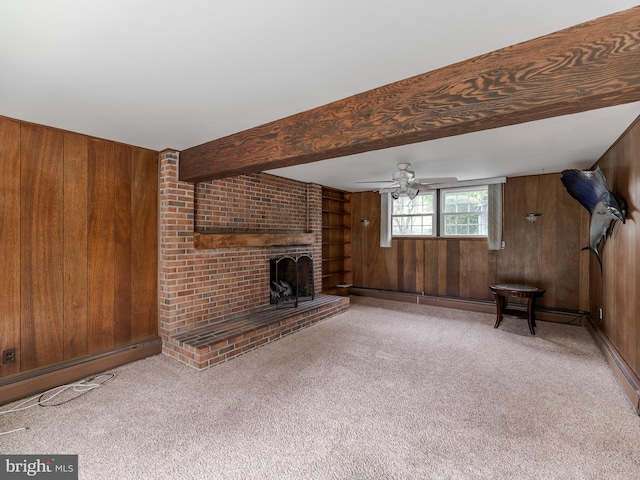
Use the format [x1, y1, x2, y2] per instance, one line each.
[561, 167, 626, 271]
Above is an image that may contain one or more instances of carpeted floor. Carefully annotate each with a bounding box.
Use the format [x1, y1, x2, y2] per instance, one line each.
[1, 296, 639, 479]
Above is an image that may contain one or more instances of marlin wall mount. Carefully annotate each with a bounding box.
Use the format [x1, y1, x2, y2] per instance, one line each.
[560, 167, 626, 271]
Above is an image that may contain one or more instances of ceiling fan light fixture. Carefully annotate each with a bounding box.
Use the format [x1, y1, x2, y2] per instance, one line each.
[407, 188, 420, 200]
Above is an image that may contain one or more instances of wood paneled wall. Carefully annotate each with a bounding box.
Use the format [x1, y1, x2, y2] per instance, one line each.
[0, 117, 158, 379]
[352, 174, 589, 311]
[590, 117, 640, 377]
[498, 175, 590, 311]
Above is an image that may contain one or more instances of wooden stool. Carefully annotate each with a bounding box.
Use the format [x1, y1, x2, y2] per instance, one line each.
[489, 284, 545, 335]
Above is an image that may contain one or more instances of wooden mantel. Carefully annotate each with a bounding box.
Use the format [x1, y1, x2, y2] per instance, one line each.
[193, 231, 315, 249]
[179, 7, 640, 183]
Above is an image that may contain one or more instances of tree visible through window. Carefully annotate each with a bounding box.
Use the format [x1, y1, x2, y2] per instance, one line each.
[392, 192, 435, 236]
[441, 188, 488, 236]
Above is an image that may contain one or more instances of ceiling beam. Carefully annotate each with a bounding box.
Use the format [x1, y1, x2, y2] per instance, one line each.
[179, 7, 640, 183]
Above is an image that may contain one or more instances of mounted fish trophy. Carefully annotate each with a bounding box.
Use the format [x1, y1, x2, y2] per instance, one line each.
[560, 167, 626, 271]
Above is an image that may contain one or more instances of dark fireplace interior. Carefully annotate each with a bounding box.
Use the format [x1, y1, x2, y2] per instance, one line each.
[270, 255, 314, 308]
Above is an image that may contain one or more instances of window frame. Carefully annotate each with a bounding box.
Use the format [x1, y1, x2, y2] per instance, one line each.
[391, 191, 437, 237]
[439, 186, 489, 238]
[391, 185, 489, 239]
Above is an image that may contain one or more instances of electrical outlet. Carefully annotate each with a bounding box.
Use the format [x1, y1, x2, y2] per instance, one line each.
[2, 348, 15, 364]
[598, 308, 603, 320]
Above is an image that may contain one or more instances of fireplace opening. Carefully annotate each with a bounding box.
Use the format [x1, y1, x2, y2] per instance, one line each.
[270, 254, 314, 308]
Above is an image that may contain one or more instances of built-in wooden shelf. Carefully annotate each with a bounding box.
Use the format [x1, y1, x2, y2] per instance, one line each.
[322, 256, 350, 262]
[321, 187, 352, 293]
[322, 208, 348, 214]
[322, 195, 349, 203]
[194, 231, 314, 249]
[322, 271, 352, 279]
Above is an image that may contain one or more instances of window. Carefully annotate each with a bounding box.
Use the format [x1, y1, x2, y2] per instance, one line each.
[392, 192, 436, 236]
[391, 186, 488, 237]
[441, 187, 488, 236]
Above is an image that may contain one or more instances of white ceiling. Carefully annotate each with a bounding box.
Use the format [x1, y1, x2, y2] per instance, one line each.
[1, 1, 639, 192]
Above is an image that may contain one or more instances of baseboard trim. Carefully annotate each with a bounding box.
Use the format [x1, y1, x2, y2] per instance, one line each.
[584, 317, 640, 414]
[0, 338, 162, 406]
[350, 287, 587, 325]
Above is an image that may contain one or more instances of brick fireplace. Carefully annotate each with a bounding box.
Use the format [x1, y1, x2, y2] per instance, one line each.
[158, 150, 348, 369]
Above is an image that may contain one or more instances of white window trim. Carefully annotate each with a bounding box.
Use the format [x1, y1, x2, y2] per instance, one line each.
[379, 177, 505, 248]
[391, 192, 437, 238]
[487, 183, 503, 251]
[439, 186, 489, 238]
[380, 192, 392, 247]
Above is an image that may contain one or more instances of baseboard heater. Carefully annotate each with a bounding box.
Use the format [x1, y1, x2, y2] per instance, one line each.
[350, 287, 588, 325]
[0, 338, 162, 406]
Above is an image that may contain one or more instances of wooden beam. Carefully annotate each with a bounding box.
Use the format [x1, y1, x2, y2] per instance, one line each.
[193, 231, 314, 249]
[180, 7, 640, 183]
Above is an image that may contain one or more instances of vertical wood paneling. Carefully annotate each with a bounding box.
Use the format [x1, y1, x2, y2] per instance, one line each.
[131, 148, 158, 340]
[578, 207, 591, 312]
[601, 167, 617, 341]
[436, 239, 447, 296]
[398, 239, 417, 293]
[619, 143, 633, 362]
[585, 117, 639, 378]
[629, 133, 640, 372]
[541, 176, 558, 305]
[486, 250, 498, 294]
[0, 118, 22, 376]
[63, 132, 89, 360]
[351, 171, 588, 312]
[621, 209, 635, 366]
[350, 192, 368, 287]
[422, 240, 439, 295]
[396, 240, 405, 292]
[0, 117, 159, 379]
[446, 240, 460, 297]
[498, 177, 526, 284]
[523, 176, 542, 286]
[459, 240, 472, 298]
[555, 175, 582, 311]
[558, 176, 580, 309]
[467, 240, 490, 299]
[415, 238, 424, 293]
[88, 139, 115, 354]
[589, 235, 604, 331]
[20, 124, 64, 370]
[380, 242, 399, 291]
[114, 144, 132, 346]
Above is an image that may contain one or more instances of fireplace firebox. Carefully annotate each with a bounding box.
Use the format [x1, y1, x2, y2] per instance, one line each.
[270, 255, 314, 308]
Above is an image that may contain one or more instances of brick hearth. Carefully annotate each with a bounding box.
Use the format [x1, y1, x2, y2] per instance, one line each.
[165, 294, 349, 369]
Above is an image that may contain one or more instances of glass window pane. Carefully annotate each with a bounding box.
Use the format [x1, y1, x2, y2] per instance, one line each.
[391, 192, 435, 236]
[392, 186, 490, 237]
[440, 187, 489, 237]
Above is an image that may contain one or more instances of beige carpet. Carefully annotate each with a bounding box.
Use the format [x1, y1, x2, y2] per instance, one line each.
[1, 296, 639, 479]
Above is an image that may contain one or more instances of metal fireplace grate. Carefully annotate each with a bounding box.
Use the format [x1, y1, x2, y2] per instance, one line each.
[269, 254, 314, 308]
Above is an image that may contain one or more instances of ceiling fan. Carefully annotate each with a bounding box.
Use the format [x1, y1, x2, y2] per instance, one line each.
[359, 163, 457, 199]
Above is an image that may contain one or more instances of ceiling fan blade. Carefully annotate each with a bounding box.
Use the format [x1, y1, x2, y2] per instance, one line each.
[355, 180, 397, 184]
